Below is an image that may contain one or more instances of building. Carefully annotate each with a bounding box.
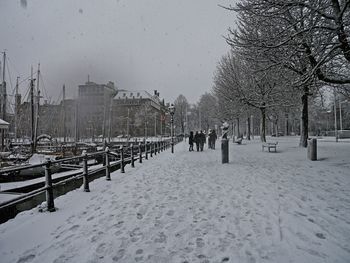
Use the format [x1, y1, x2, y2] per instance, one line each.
[111, 90, 168, 138]
[77, 81, 117, 139]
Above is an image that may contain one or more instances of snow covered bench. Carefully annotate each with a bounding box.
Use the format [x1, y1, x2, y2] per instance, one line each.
[234, 138, 243, 144]
[262, 142, 278, 152]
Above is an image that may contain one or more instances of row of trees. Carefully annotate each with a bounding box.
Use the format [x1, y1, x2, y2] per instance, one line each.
[173, 1, 350, 146]
[213, 0, 350, 146]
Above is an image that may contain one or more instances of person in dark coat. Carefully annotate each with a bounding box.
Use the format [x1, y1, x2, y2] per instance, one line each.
[210, 129, 217, 149]
[199, 130, 206, 151]
[194, 131, 200, 151]
[189, 131, 194, 151]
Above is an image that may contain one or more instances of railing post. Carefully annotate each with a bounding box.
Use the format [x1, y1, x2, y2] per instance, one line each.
[145, 142, 148, 160]
[44, 158, 56, 212]
[120, 146, 125, 173]
[105, 147, 111, 180]
[139, 142, 142, 163]
[82, 150, 90, 192]
[130, 144, 135, 168]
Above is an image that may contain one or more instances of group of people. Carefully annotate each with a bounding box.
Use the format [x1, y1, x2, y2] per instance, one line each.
[188, 129, 217, 152]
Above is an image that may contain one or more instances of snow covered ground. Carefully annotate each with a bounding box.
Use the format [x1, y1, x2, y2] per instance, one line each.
[0, 137, 349, 263]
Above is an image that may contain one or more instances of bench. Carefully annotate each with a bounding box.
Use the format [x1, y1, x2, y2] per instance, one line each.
[235, 138, 243, 144]
[262, 142, 278, 152]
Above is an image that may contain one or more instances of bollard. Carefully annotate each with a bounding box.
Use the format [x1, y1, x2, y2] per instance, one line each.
[139, 143, 142, 163]
[145, 142, 148, 160]
[307, 138, 317, 161]
[82, 150, 90, 192]
[120, 146, 125, 173]
[158, 142, 161, 153]
[154, 142, 157, 155]
[221, 139, 229, 164]
[150, 142, 153, 157]
[130, 144, 135, 168]
[105, 147, 111, 180]
[44, 158, 56, 211]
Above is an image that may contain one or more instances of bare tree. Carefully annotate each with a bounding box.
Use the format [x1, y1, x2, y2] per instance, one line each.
[213, 51, 295, 142]
[197, 93, 219, 131]
[173, 94, 189, 135]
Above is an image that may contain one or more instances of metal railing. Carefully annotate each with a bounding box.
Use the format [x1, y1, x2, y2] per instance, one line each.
[0, 137, 182, 223]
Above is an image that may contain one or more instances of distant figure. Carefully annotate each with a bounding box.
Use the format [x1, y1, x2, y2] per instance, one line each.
[189, 131, 194, 152]
[199, 130, 206, 151]
[221, 121, 229, 139]
[194, 131, 200, 151]
[209, 129, 217, 149]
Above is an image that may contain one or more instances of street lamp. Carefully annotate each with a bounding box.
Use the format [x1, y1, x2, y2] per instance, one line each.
[169, 104, 175, 153]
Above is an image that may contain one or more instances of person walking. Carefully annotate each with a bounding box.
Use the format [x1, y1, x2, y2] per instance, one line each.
[194, 131, 200, 152]
[211, 129, 217, 149]
[199, 130, 205, 151]
[189, 131, 194, 151]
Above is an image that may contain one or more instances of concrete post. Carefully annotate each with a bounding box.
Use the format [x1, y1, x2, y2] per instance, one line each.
[307, 138, 317, 161]
[221, 139, 229, 164]
[44, 158, 56, 211]
[105, 147, 111, 180]
[130, 144, 135, 167]
[120, 146, 125, 173]
[139, 143, 142, 163]
[82, 150, 90, 192]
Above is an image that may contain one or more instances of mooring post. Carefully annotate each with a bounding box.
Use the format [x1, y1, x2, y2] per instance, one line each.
[44, 158, 56, 212]
[145, 142, 148, 160]
[130, 144, 135, 167]
[82, 150, 90, 192]
[105, 147, 111, 180]
[221, 138, 229, 164]
[120, 146, 125, 173]
[139, 142, 142, 163]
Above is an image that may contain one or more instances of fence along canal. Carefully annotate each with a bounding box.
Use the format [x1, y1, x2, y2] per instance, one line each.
[0, 138, 181, 224]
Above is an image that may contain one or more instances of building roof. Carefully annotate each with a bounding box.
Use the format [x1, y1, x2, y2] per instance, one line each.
[0, 118, 9, 129]
[113, 90, 163, 105]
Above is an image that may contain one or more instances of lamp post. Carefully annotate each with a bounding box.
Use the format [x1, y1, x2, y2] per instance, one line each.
[169, 104, 175, 153]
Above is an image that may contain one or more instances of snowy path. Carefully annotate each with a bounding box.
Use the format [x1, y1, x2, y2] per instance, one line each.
[0, 137, 349, 263]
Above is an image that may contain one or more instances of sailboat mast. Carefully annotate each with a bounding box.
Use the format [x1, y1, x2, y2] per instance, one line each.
[30, 66, 35, 153]
[1, 51, 7, 150]
[62, 84, 66, 143]
[14, 76, 19, 140]
[34, 63, 40, 151]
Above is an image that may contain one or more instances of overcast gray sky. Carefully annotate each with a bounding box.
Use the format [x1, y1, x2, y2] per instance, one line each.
[0, 0, 235, 104]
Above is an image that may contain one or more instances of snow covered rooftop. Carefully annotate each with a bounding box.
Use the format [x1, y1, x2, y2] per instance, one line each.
[114, 90, 163, 105]
[0, 118, 9, 129]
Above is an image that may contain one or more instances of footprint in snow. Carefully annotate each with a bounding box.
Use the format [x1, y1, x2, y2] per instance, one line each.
[315, 233, 326, 239]
[16, 254, 36, 263]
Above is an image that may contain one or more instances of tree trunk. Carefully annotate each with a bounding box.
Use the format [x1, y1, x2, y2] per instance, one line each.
[260, 107, 266, 142]
[285, 113, 289, 136]
[247, 116, 251, 140]
[299, 86, 309, 147]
